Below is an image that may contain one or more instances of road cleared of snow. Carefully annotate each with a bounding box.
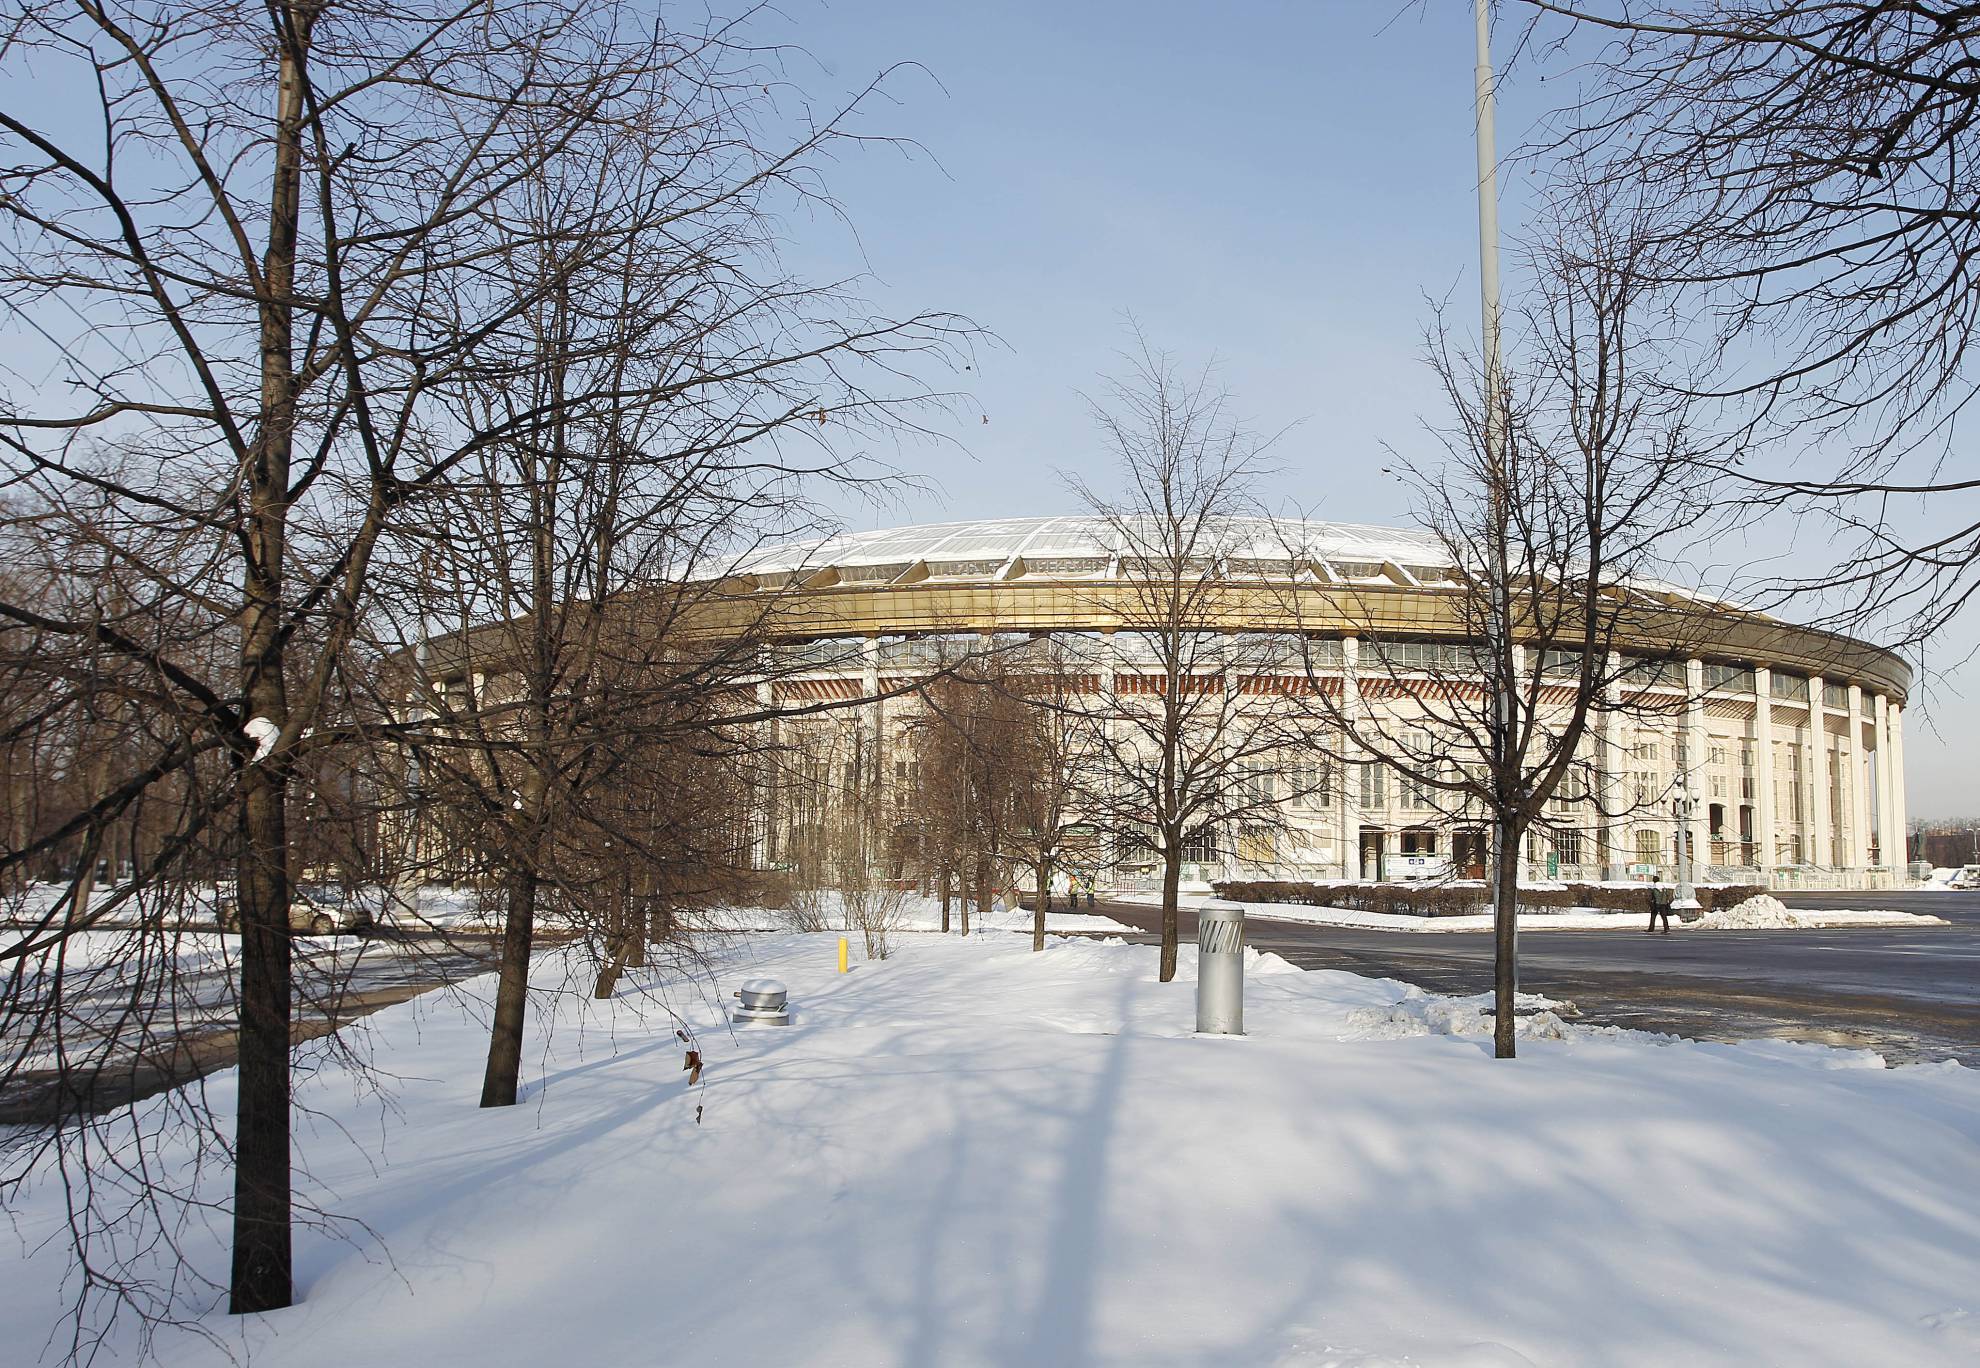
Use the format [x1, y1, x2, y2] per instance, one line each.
[1178, 893, 1948, 934]
[4, 930, 1975, 1366]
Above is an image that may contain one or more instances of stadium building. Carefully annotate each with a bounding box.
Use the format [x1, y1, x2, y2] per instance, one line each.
[735, 516, 1912, 892]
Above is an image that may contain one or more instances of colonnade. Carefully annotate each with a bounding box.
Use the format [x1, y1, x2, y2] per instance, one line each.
[772, 631, 1909, 889]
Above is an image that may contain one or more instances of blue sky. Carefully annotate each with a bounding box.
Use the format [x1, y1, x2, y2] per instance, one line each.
[783, 0, 1501, 529]
[7, 1, 1966, 815]
[770, 0, 1974, 819]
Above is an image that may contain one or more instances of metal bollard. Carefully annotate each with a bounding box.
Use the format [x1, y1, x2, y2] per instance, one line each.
[1195, 900, 1245, 1035]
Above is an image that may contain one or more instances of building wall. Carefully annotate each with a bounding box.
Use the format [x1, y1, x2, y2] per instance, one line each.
[759, 633, 1908, 892]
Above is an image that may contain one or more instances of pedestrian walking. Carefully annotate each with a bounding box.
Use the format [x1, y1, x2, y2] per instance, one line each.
[1647, 886, 1673, 934]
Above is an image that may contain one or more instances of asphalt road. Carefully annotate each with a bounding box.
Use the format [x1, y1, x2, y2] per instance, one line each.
[1, 930, 501, 1125]
[1092, 889, 1980, 1065]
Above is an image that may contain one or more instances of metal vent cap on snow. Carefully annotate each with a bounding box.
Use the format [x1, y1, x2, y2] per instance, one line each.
[733, 977, 791, 1026]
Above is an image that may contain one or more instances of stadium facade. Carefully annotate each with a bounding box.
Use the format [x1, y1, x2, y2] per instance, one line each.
[736, 516, 1912, 892]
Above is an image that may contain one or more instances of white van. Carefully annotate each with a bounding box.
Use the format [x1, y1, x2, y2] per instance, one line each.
[216, 883, 376, 936]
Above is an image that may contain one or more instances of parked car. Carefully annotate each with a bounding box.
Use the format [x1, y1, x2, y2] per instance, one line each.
[217, 883, 375, 936]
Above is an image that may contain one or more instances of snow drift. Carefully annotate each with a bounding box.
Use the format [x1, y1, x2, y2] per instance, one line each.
[3, 932, 1976, 1367]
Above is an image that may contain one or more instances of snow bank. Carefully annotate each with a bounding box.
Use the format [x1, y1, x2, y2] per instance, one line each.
[4, 880, 226, 931]
[1236, 900, 1646, 933]
[1231, 895, 1946, 933]
[1694, 893, 1807, 929]
[1693, 893, 1948, 930]
[3, 934, 1977, 1367]
[380, 885, 499, 932]
[1341, 988, 1581, 1043]
[694, 891, 1137, 936]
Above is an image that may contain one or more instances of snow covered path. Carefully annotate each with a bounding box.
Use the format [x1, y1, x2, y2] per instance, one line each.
[4, 933, 1978, 1366]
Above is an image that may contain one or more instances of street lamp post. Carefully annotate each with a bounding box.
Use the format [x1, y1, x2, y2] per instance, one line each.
[1475, 0, 1519, 1055]
[1672, 794, 1701, 915]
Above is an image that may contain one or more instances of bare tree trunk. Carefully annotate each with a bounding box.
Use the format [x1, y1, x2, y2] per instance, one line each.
[970, 850, 989, 936]
[593, 956, 621, 999]
[230, 6, 311, 1314]
[939, 863, 951, 933]
[598, 907, 626, 993]
[1493, 814, 1519, 1059]
[68, 743, 113, 923]
[626, 901, 647, 968]
[68, 840, 98, 929]
[230, 762, 293, 1313]
[1032, 862, 1049, 952]
[1159, 845, 1182, 983]
[481, 866, 537, 1105]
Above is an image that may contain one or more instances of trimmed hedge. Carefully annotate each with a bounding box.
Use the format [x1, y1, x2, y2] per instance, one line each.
[1210, 879, 1765, 918]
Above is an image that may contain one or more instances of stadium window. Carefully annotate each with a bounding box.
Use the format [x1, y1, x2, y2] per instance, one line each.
[1358, 763, 1387, 809]
[1556, 829, 1583, 866]
[1623, 657, 1682, 688]
[1539, 649, 1584, 678]
[1704, 662, 1756, 693]
[1181, 827, 1220, 864]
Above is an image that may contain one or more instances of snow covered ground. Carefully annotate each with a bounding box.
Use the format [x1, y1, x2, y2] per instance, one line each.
[205, 885, 1142, 937]
[3, 883, 1136, 938]
[695, 891, 1136, 936]
[1189, 893, 1947, 934]
[4, 932, 1977, 1366]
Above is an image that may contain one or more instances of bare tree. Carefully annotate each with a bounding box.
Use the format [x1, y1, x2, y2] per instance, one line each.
[0, 0, 960, 1329]
[903, 647, 1097, 951]
[908, 665, 1036, 937]
[1068, 344, 1317, 983]
[1524, 0, 1980, 643]
[375, 84, 951, 1104]
[1290, 199, 1717, 1057]
[1002, 649, 1100, 952]
[768, 692, 918, 952]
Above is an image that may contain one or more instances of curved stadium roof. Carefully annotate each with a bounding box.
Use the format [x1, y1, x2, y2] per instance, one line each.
[706, 515, 1909, 699]
[733, 515, 1448, 579]
[731, 514, 1711, 607]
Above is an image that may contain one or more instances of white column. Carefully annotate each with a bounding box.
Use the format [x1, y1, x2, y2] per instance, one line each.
[1891, 702, 1909, 873]
[1753, 667, 1776, 875]
[863, 636, 884, 800]
[1097, 631, 1118, 888]
[1846, 684, 1869, 871]
[1683, 658, 1709, 878]
[754, 678, 775, 867]
[1341, 636, 1362, 879]
[1600, 650, 1625, 880]
[1809, 676, 1832, 868]
[1785, 709, 1806, 866]
[1874, 692, 1894, 867]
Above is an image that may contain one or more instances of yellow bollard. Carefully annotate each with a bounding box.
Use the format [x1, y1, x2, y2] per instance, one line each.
[837, 935, 848, 974]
